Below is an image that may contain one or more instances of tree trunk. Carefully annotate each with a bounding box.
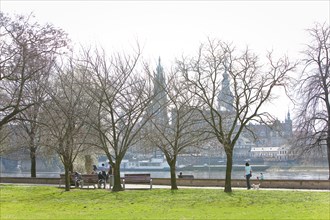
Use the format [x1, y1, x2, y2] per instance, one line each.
[29, 133, 37, 178]
[327, 128, 330, 180]
[69, 162, 73, 173]
[30, 146, 36, 178]
[170, 162, 178, 190]
[64, 165, 71, 191]
[224, 148, 233, 193]
[111, 163, 123, 192]
[84, 155, 93, 174]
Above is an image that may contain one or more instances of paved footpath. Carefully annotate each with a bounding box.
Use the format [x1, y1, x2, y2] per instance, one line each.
[122, 184, 330, 192]
[2, 183, 329, 192]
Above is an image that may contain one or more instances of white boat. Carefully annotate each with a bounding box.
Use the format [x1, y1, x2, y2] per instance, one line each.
[120, 158, 170, 171]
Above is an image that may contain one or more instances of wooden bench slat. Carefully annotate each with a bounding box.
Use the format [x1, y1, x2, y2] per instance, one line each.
[178, 175, 194, 179]
[123, 174, 152, 190]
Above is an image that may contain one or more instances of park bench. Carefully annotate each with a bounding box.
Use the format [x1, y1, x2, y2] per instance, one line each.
[59, 174, 100, 189]
[178, 174, 194, 179]
[122, 173, 152, 189]
[79, 174, 100, 189]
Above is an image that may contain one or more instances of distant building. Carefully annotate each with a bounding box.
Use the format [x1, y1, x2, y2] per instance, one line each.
[142, 57, 294, 162]
[150, 57, 168, 124]
[214, 61, 293, 161]
[251, 144, 292, 161]
[217, 63, 234, 112]
[234, 136, 255, 159]
[246, 112, 293, 148]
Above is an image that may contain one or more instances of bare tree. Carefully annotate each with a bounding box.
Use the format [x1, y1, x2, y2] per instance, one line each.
[0, 12, 68, 130]
[293, 22, 330, 178]
[41, 57, 93, 191]
[144, 60, 207, 190]
[16, 70, 50, 177]
[82, 47, 153, 192]
[178, 39, 297, 192]
[0, 124, 12, 155]
[0, 12, 68, 176]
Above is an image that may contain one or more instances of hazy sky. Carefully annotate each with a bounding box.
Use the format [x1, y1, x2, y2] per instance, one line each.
[1, 0, 329, 119]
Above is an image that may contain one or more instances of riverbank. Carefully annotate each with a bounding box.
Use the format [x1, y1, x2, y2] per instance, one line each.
[2, 166, 329, 180]
[1, 176, 329, 190]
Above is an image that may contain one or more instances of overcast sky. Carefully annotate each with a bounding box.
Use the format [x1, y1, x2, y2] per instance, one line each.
[1, 0, 329, 119]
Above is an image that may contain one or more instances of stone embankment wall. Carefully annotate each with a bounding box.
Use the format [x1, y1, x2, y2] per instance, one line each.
[160, 178, 330, 190]
[1, 177, 329, 190]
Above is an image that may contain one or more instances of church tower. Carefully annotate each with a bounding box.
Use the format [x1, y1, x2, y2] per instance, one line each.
[152, 57, 168, 124]
[284, 111, 293, 137]
[217, 64, 234, 112]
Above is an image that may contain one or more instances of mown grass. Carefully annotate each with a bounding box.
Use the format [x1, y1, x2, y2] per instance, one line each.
[0, 184, 329, 219]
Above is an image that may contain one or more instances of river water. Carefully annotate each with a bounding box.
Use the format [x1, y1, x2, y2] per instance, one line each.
[1, 167, 328, 180]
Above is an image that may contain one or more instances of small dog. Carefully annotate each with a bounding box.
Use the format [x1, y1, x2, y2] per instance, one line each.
[252, 183, 260, 190]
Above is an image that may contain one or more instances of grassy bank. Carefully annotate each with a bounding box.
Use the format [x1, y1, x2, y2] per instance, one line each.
[0, 184, 329, 219]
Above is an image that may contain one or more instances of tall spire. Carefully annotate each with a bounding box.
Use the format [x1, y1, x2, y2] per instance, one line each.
[156, 56, 164, 81]
[284, 109, 292, 137]
[152, 57, 168, 124]
[218, 62, 234, 112]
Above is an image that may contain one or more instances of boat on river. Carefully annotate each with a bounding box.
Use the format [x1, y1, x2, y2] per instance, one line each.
[120, 158, 170, 171]
[179, 164, 270, 171]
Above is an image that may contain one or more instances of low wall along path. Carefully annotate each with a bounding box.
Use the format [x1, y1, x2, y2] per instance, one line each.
[0, 177, 329, 190]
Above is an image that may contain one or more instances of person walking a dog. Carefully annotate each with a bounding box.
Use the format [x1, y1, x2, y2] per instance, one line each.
[244, 162, 252, 190]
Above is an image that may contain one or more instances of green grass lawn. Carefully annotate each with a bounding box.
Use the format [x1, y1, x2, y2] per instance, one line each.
[0, 184, 329, 220]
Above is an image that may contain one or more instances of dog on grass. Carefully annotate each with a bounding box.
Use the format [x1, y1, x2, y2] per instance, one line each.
[252, 183, 260, 190]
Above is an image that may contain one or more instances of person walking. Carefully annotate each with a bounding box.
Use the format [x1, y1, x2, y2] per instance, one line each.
[244, 162, 252, 190]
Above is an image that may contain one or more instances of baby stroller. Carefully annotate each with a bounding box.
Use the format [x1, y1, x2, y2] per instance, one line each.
[97, 171, 107, 189]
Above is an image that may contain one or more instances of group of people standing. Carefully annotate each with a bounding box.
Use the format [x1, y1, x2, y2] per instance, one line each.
[93, 163, 113, 186]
